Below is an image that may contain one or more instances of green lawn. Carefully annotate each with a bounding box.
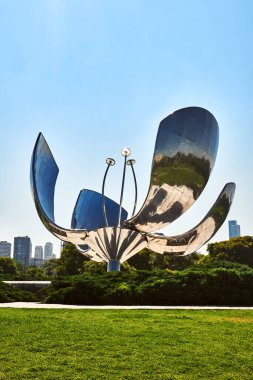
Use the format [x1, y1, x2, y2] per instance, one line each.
[0, 310, 252, 379]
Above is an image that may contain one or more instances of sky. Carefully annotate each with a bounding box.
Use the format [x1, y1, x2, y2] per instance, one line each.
[0, 0, 252, 257]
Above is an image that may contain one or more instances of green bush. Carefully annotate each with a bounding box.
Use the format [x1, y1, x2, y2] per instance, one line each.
[207, 236, 253, 266]
[0, 281, 38, 302]
[43, 262, 253, 306]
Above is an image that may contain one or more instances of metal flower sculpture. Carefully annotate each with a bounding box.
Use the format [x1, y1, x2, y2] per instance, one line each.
[31, 106, 235, 271]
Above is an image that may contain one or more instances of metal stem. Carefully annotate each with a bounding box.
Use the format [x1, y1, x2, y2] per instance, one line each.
[102, 163, 111, 227]
[130, 162, 138, 217]
[118, 155, 127, 226]
[107, 260, 121, 272]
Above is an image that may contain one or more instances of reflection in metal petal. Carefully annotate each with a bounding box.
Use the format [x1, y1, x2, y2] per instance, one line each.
[31, 105, 235, 272]
[147, 183, 235, 255]
[72, 190, 128, 253]
[30, 133, 88, 244]
[126, 107, 219, 233]
[85, 227, 147, 266]
[75, 244, 104, 262]
[71, 189, 128, 230]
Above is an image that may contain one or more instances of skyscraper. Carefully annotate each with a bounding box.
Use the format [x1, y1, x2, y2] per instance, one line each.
[13, 236, 32, 267]
[34, 245, 43, 260]
[0, 241, 11, 257]
[32, 245, 44, 267]
[228, 220, 241, 239]
[44, 242, 53, 260]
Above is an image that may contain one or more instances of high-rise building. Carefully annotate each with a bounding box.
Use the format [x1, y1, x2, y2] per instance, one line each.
[228, 220, 241, 239]
[44, 242, 53, 260]
[0, 241, 11, 257]
[13, 236, 32, 267]
[32, 245, 44, 267]
[34, 245, 43, 260]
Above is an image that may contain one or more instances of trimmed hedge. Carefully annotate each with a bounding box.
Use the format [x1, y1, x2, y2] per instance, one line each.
[44, 262, 253, 306]
[0, 282, 38, 303]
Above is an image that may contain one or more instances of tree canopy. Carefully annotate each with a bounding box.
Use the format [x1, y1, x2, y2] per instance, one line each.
[57, 244, 89, 276]
[207, 236, 253, 266]
[0, 257, 18, 275]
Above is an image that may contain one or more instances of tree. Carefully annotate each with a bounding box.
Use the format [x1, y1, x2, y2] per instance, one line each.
[43, 259, 60, 276]
[57, 244, 89, 276]
[127, 248, 203, 270]
[127, 248, 153, 270]
[206, 236, 253, 267]
[83, 260, 107, 274]
[25, 267, 47, 279]
[0, 257, 18, 275]
[163, 252, 204, 270]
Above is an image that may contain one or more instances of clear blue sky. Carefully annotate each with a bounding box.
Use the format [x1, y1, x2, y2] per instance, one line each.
[0, 0, 252, 256]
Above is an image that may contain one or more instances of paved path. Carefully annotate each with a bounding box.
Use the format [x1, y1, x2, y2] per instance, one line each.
[0, 302, 252, 310]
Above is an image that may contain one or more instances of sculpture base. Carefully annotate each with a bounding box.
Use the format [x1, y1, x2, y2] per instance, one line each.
[107, 260, 121, 272]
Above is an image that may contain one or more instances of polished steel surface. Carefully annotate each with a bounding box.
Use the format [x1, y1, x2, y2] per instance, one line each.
[118, 154, 127, 226]
[102, 161, 111, 227]
[75, 245, 104, 262]
[127, 159, 138, 217]
[31, 133, 58, 222]
[126, 107, 219, 233]
[31, 134, 128, 247]
[147, 183, 235, 255]
[85, 227, 147, 263]
[102, 158, 116, 226]
[107, 260, 121, 271]
[31, 106, 235, 271]
[121, 147, 131, 157]
[71, 189, 128, 230]
[31, 133, 88, 244]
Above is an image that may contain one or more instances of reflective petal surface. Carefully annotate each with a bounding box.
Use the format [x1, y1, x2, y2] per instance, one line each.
[76, 245, 104, 262]
[30, 133, 58, 222]
[147, 183, 235, 255]
[85, 227, 147, 263]
[126, 107, 219, 233]
[30, 133, 88, 244]
[71, 189, 128, 230]
[30, 106, 235, 272]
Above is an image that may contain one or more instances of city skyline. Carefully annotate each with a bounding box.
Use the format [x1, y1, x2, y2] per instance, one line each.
[1, 217, 247, 261]
[0, 1, 253, 255]
[0, 236, 55, 259]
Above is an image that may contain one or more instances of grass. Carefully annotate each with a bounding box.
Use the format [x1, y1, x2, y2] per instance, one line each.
[153, 166, 205, 187]
[0, 309, 252, 379]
